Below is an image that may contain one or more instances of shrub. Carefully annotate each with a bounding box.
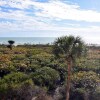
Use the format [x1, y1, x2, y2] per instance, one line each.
[0, 72, 34, 99]
[31, 67, 60, 90]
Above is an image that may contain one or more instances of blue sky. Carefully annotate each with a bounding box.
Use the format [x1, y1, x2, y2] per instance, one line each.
[0, 0, 100, 44]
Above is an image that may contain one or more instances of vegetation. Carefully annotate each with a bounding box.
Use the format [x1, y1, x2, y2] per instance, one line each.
[53, 36, 86, 100]
[7, 40, 15, 50]
[0, 36, 100, 100]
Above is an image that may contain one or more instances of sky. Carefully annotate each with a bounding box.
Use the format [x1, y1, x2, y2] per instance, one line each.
[0, 0, 100, 44]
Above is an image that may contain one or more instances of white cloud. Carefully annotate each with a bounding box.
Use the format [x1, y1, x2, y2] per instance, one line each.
[31, 0, 100, 22]
[1, 0, 100, 22]
[0, 0, 100, 44]
[0, 0, 33, 9]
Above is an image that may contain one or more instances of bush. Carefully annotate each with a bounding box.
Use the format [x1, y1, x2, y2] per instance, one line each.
[31, 67, 60, 90]
[71, 71, 100, 100]
[0, 72, 34, 100]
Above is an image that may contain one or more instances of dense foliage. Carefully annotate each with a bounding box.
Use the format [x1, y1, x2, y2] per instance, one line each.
[0, 42, 100, 100]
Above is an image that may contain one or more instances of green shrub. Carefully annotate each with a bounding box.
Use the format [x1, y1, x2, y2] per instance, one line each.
[0, 72, 34, 99]
[31, 67, 60, 90]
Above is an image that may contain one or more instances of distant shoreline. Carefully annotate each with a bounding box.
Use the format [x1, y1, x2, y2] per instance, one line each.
[0, 37, 56, 45]
[0, 37, 99, 46]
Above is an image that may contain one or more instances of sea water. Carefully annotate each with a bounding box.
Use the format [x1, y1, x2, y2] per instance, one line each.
[0, 37, 57, 45]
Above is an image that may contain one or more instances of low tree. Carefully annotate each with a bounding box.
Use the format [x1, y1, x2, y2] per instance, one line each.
[7, 40, 15, 50]
[53, 35, 86, 100]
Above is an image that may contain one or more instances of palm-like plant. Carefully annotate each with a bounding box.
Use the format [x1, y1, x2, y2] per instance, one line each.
[8, 40, 15, 50]
[53, 35, 86, 100]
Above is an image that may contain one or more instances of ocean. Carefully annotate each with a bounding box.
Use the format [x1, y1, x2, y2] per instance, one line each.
[0, 37, 57, 45]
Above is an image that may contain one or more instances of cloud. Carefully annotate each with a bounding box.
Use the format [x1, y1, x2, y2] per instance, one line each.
[1, 0, 100, 22]
[0, 0, 33, 9]
[0, 0, 100, 44]
[31, 0, 100, 22]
